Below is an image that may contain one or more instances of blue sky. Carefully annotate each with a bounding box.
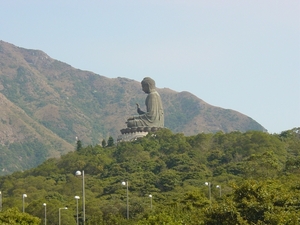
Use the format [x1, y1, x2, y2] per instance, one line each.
[1, 0, 299, 133]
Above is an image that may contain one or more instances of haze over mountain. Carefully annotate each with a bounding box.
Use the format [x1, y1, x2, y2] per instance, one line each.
[0, 40, 265, 175]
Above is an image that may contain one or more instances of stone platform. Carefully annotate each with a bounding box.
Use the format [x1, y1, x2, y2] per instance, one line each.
[117, 127, 162, 143]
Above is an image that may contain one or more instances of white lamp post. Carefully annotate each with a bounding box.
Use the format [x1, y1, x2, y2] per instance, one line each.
[216, 185, 222, 197]
[149, 194, 153, 210]
[22, 194, 27, 213]
[0, 191, 2, 212]
[43, 203, 47, 225]
[75, 170, 85, 224]
[121, 181, 129, 219]
[75, 196, 80, 225]
[205, 182, 211, 208]
[59, 207, 68, 225]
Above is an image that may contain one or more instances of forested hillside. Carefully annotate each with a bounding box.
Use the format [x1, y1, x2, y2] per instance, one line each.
[0, 128, 299, 224]
[0, 40, 265, 175]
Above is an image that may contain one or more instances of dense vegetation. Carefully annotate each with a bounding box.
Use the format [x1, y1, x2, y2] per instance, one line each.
[0, 128, 299, 224]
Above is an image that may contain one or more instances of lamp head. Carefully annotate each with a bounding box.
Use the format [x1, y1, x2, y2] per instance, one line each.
[75, 171, 82, 176]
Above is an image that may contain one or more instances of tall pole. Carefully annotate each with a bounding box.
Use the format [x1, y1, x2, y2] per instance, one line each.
[77, 198, 79, 225]
[82, 170, 85, 224]
[22, 194, 27, 213]
[209, 182, 211, 207]
[205, 182, 211, 208]
[149, 195, 152, 210]
[75, 196, 80, 225]
[59, 207, 67, 225]
[43, 203, 47, 225]
[121, 181, 129, 219]
[126, 181, 129, 219]
[75, 170, 85, 225]
[0, 191, 2, 212]
[216, 185, 222, 197]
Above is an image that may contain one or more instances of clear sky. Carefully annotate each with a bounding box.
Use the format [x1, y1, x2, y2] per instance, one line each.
[1, 1, 299, 134]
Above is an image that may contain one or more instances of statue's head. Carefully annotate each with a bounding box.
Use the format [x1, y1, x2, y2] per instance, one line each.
[141, 77, 156, 93]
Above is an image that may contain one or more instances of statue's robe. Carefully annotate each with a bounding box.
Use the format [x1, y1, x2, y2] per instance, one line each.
[127, 90, 164, 128]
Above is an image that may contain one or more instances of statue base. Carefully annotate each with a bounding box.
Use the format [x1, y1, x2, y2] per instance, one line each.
[117, 131, 148, 143]
[117, 127, 162, 143]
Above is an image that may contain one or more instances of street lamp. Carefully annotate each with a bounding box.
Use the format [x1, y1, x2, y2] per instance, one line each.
[149, 194, 153, 210]
[121, 181, 129, 219]
[75, 170, 85, 224]
[0, 191, 2, 212]
[216, 185, 222, 197]
[59, 207, 68, 225]
[205, 182, 211, 208]
[43, 203, 47, 225]
[75, 196, 80, 225]
[22, 194, 27, 213]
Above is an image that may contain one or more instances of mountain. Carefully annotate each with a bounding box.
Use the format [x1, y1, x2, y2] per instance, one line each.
[0, 40, 266, 175]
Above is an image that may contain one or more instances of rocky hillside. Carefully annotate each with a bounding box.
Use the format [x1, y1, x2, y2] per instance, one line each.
[0, 40, 266, 174]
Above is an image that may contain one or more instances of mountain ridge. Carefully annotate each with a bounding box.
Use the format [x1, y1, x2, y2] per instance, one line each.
[0, 40, 266, 174]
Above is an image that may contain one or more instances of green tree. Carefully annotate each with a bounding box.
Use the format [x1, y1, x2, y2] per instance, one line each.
[157, 170, 180, 191]
[107, 136, 114, 147]
[76, 140, 82, 151]
[0, 207, 41, 225]
[204, 199, 248, 225]
[241, 151, 282, 178]
[102, 139, 106, 147]
[232, 180, 300, 224]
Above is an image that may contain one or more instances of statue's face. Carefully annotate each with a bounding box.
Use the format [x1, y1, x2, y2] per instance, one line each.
[142, 83, 150, 93]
